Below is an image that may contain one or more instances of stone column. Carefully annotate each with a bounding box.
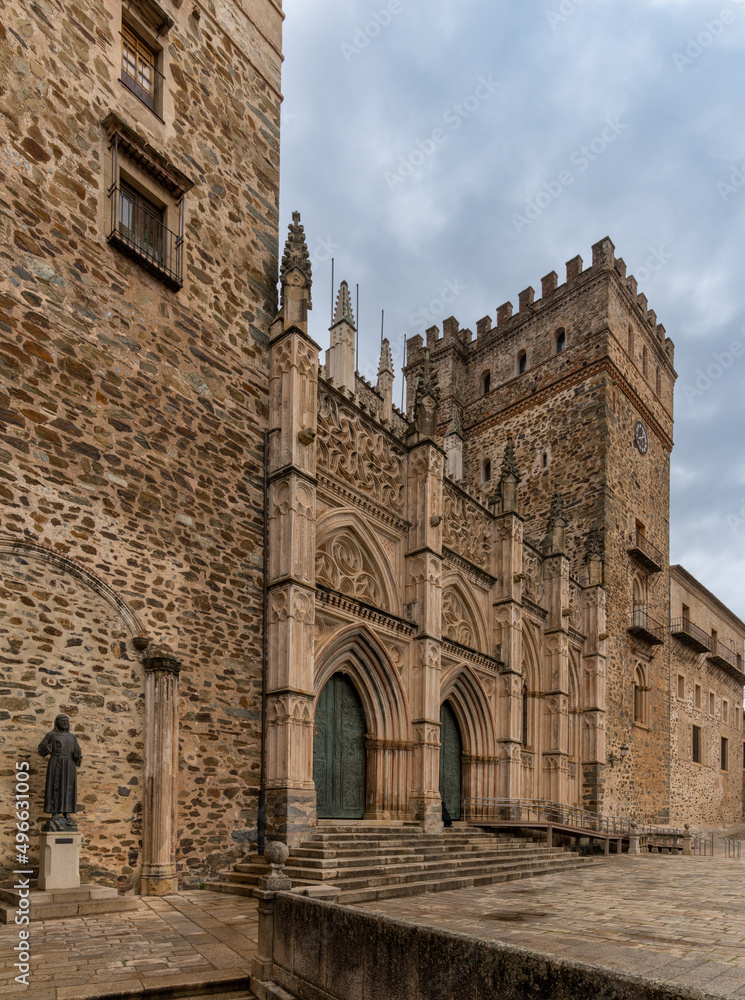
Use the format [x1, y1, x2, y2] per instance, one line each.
[140, 645, 181, 896]
[493, 510, 524, 799]
[406, 439, 444, 833]
[581, 584, 607, 813]
[543, 543, 570, 805]
[265, 212, 319, 848]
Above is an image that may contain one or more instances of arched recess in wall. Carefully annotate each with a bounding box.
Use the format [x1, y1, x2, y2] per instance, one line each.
[568, 650, 583, 807]
[441, 577, 489, 654]
[314, 624, 411, 818]
[315, 509, 399, 614]
[0, 536, 149, 893]
[441, 664, 496, 759]
[314, 624, 409, 743]
[520, 620, 543, 799]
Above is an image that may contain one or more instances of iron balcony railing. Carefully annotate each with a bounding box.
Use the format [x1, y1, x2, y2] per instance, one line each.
[669, 617, 711, 654]
[464, 798, 684, 840]
[627, 608, 665, 645]
[626, 529, 664, 572]
[709, 642, 739, 672]
[108, 184, 183, 290]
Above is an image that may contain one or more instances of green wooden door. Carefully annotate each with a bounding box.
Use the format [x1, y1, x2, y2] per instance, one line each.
[439, 701, 462, 821]
[313, 673, 367, 819]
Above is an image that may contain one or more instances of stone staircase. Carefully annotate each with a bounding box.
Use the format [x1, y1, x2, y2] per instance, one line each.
[207, 822, 590, 905]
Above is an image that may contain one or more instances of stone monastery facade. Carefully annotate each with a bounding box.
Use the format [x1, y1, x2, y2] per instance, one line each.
[0, 0, 743, 895]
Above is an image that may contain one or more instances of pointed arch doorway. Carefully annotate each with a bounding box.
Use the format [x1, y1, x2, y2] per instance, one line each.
[313, 672, 367, 819]
[439, 701, 462, 821]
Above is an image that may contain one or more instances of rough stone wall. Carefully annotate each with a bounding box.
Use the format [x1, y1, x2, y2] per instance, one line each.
[669, 568, 745, 826]
[0, 0, 281, 886]
[0, 546, 144, 890]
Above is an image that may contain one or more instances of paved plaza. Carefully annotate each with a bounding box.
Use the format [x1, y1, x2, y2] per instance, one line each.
[4, 856, 745, 998]
[357, 854, 745, 997]
[1, 891, 258, 1000]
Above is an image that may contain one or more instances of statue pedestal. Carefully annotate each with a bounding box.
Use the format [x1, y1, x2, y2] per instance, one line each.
[38, 831, 82, 891]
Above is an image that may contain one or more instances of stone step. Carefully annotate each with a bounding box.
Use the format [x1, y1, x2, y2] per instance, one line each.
[289, 838, 527, 859]
[338, 859, 590, 904]
[290, 841, 531, 862]
[283, 846, 568, 874]
[304, 833, 517, 847]
[0, 883, 140, 923]
[328, 853, 577, 891]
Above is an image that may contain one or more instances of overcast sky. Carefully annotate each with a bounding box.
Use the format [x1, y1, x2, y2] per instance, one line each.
[278, 0, 745, 617]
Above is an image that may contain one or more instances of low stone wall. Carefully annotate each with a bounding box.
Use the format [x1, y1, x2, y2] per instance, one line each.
[259, 892, 710, 1000]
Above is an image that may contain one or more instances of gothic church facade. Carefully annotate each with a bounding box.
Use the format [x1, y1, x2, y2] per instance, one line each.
[1, 0, 743, 896]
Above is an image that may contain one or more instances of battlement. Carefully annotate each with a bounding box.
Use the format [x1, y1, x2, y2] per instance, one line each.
[406, 236, 674, 364]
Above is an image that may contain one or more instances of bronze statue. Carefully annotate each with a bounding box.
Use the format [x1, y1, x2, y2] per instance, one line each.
[38, 714, 82, 832]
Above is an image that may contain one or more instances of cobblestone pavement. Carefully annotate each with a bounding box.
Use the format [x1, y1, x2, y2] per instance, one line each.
[1, 891, 258, 1000]
[356, 855, 745, 997]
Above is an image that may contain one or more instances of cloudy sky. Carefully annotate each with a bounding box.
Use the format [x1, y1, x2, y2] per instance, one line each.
[278, 0, 745, 616]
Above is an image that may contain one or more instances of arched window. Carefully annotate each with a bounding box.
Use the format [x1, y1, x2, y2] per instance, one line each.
[517, 350, 527, 374]
[633, 664, 648, 726]
[522, 681, 529, 747]
[482, 458, 491, 482]
[555, 328, 566, 353]
[481, 370, 491, 394]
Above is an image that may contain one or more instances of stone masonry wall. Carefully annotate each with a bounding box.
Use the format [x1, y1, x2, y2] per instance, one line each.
[669, 568, 745, 826]
[0, 0, 282, 887]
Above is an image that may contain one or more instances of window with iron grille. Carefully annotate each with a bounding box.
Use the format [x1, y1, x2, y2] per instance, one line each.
[692, 724, 701, 763]
[103, 113, 192, 292]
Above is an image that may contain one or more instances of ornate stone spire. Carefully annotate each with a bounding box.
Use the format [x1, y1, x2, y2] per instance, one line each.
[499, 436, 521, 511]
[548, 488, 567, 528]
[333, 280, 355, 328]
[500, 437, 521, 484]
[546, 487, 568, 553]
[377, 337, 395, 423]
[378, 337, 394, 377]
[586, 525, 604, 561]
[408, 347, 440, 439]
[585, 525, 604, 585]
[280, 210, 312, 309]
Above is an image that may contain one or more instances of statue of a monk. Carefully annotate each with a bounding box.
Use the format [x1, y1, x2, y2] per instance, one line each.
[38, 714, 82, 832]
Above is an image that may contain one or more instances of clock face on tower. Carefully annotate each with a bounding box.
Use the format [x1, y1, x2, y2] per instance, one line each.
[634, 420, 648, 455]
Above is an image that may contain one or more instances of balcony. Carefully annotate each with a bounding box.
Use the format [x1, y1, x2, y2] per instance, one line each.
[708, 642, 744, 679]
[626, 530, 664, 573]
[627, 609, 665, 645]
[108, 185, 183, 291]
[669, 618, 711, 654]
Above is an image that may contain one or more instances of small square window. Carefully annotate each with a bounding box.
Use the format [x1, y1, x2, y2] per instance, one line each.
[121, 22, 163, 115]
[677, 674, 685, 701]
[692, 725, 701, 763]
